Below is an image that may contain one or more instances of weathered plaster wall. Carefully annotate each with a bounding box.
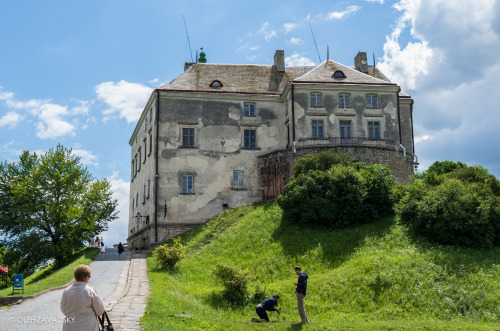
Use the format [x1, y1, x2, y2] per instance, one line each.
[292, 86, 400, 143]
[157, 95, 285, 231]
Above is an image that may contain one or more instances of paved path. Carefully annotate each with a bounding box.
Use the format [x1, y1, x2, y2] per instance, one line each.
[103, 251, 149, 331]
[0, 247, 128, 330]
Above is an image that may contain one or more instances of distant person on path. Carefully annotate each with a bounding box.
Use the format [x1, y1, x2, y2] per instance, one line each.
[60, 265, 105, 331]
[251, 294, 281, 323]
[117, 242, 125, 260]
[100, 243, 106, 260]
[294, 266, 309, 324]
[95, 236, 99, 248]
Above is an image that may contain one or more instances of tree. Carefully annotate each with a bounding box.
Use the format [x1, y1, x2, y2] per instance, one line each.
[0, 145, 118, 273]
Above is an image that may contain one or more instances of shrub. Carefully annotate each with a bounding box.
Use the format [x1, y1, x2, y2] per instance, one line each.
[358, 163, 394, 217]
[212, 263, 250, 305]
[293, 151, 352, 178]
[279, 165, 372, 227]
[397, 178, 500, 248]
[152, 238, 185, 270]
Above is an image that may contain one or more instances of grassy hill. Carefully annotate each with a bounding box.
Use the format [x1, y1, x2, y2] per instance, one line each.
[142, 203, 500, 330]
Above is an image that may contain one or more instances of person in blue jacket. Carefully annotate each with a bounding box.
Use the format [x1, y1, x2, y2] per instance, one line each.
[294, 266, 309, 324]
[251, 294, 281, 323]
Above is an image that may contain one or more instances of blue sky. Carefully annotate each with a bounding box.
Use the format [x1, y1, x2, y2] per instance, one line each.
[1, 0, 500, 245]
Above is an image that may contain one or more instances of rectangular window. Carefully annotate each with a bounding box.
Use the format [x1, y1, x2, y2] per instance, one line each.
[368, 121, 380, 139]
[182, 176, 193, 194]
[311, 119, 324, 138]
[148, 133, 153, 156]
[340, 121, 351, 138]
[310, 93, 323, 107]
[339, 94, 351, 108]
[232, 171, 244, 189]
[366, 95, 378, 109]
[147, 179, 150, 198]
[244, 129, 256, 149]
[244, 103, 255, 117]
[143, 184, 146, 204]
[149, 108, 153, 123]
[182, 128, 195, 147]
[143, 140, 147, 163]
[137, 149, 141, 171]
[134, 155, 138, 176]
[131, 160, 135, 181]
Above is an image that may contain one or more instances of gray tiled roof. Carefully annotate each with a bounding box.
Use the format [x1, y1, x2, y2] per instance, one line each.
[293, 60, 395, 85]
[159, 60, 399, 96]
[159, 63, 313, 95]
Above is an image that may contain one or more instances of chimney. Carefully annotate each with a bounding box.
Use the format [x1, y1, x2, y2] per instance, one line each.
[274, 50, 285, 72]
[184, 62, 195, 71]
[354, 51, 369, 74]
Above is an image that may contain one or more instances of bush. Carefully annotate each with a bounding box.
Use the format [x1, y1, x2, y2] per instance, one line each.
[293, 151, 352, 178]
[212, 263, 250, 305]
[152, 238, 185, 270]
[358, 163, 395, 217]
[397, 178, 500, 248]
[279, 165, 384, 227]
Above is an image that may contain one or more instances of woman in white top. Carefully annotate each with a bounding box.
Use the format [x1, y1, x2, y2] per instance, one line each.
[100, 243, 106, 260]
[60, 265, 105, 331]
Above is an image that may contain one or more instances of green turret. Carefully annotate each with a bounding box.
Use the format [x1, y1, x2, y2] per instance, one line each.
[198, 48, 207, 63]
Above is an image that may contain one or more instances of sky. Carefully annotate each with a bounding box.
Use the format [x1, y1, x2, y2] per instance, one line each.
[1, 0, 499, 246]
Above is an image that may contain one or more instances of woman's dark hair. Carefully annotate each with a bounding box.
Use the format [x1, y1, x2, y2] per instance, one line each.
[294, 266, 301, 271]
[272, 294, 279, 302]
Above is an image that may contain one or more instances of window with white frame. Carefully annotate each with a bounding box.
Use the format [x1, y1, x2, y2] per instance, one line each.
[244, 103, 255, 117]
[368, 121, 381, 139]
[338, 93, 351, 108]
[131, 160, 135, 181]
[232, 170, 244, 189]
[340, 121, 351, 138]
[243, 129, 257, 149]
[310, 92, 323, 107]
[182, 128, 195, 147]
[366, 95, 379, 109]
[182, 175, 194, 194]
[311, 119, 324, 138]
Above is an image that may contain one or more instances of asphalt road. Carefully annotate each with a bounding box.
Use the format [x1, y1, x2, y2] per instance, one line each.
[0, 247, 125, 331]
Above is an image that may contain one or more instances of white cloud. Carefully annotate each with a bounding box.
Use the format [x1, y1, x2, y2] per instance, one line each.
[326, 5, 361, 20]
[72, 148, 99, 167]
[380, 0, 500, 177]
[0, 87, 81, 139]
[101, 172, 130, 246]
[96, 80, 153, 123]
[287, 37, 304, 45]
[284, 22, 299, 34]
[364, 0, 384, 4]
[236, 43, 259, 52]
[0, 111, 23, 128]
[285, 53, 315, 66]
[258, 22, 277, 41]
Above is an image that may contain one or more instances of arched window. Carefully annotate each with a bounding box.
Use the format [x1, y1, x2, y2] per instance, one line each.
[210, 80, 223, 88]
[332, 70, 346, 79]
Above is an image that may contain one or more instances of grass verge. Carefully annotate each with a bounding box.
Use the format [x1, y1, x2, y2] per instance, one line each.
[0, 247, 99, 297]
[142, 203, 500, 330]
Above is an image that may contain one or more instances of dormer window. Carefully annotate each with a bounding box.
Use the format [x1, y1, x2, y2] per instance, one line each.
[210, 80, 223, 88]
[332, 70, 346, 79]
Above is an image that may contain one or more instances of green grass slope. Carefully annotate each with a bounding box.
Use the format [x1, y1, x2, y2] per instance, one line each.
[0, 247, 99, 298]
[142, 203, 500, 330]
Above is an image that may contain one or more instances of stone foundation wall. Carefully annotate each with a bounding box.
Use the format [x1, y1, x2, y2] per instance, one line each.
[258, 146, 414, 196]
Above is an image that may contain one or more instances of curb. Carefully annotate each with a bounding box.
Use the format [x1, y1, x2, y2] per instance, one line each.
[0, 279, 75, 307]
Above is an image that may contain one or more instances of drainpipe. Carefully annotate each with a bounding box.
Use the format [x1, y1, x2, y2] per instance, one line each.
[399, 144, 406, 158]
[410, 99, 415, 156]
[154, 90, 160, 244]
[396, 89, 402, 145]
[291, 83, 296, 153]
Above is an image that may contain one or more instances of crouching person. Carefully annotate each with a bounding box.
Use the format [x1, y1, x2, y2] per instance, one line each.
[252, 294, 281, 323]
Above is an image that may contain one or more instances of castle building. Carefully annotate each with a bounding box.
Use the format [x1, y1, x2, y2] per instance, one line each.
[128, 50, 415, 250]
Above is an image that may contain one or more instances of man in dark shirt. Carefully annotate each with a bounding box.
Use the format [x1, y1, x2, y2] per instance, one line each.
[294, 266, 309, 324]
[251, 294, 281, 323]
